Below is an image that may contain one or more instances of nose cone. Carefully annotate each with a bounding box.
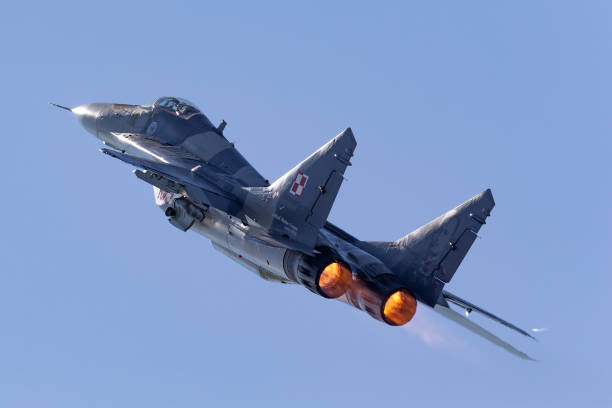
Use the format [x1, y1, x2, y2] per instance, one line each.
[72, 103, 105, 136]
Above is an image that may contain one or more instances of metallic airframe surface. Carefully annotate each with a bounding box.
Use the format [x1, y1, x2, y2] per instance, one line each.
[54, 97, 535, 359]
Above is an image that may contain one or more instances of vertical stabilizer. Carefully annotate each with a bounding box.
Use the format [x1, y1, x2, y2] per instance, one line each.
[243, 128, 356, 252]
[364, 189, 495, 305]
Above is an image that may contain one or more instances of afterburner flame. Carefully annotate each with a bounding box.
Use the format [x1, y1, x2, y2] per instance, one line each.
[318, 262, 352, 298]
[382, 290, 417, 326]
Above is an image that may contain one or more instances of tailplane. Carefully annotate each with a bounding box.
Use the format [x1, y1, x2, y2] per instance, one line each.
[433, 298, 535, 360]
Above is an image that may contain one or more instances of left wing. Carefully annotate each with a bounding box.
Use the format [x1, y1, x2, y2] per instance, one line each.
[110, 132, 202, 164]
[101, 148, 241, 214]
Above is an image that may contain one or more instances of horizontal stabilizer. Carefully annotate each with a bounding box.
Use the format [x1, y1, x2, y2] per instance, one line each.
[442, 291, 535, 339]
[433, 303, 535, 360]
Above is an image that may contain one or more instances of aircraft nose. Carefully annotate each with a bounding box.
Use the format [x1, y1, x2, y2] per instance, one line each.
[72, 103, 105, 136]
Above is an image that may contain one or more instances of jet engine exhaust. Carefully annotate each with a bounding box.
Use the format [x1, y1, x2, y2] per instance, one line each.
[344, 276, 417, 326]
[283, 247, 353, 299]
[317, 261, 352, 299]
[382, 290, 417, 326]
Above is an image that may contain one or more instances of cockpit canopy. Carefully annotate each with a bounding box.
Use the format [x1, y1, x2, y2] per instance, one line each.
[154, 96, 202, 119]
[150, 96, 217, 133]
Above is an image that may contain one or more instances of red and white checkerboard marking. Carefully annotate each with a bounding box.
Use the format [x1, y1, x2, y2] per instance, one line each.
[290, 171, 309, 198]
[156, 189, 175, 204]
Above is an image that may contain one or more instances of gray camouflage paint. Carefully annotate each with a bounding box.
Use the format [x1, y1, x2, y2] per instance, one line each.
[73, 98, 267, 187]
[60, 96, 535, 359]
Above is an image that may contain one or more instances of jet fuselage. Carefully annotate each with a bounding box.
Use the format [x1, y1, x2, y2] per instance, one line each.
[58, 96, 536, 359]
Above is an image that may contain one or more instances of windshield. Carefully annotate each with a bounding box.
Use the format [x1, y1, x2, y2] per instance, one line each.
[154, 96, 202, 119]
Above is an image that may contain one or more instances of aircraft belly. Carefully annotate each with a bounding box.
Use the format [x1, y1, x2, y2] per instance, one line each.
[189, 207, 290, 282]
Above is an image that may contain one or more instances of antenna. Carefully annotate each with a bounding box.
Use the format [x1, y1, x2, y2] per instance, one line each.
[49, 102, 71, 112]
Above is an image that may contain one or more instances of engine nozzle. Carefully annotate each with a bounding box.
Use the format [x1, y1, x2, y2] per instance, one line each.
[283, 247, 353, 299]
[382, 289, 417, 326]
[317, 261, 353, 299]
[344, 274, 418, 326]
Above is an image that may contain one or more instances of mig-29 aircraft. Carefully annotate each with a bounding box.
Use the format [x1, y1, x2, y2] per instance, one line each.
[53, 97, 535, 359]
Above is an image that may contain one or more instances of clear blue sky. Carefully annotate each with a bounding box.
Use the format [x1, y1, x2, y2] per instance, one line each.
[1, 1, 610, 406]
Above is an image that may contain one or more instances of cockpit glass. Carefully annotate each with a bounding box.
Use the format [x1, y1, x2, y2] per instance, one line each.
[154, 96, 202, 119]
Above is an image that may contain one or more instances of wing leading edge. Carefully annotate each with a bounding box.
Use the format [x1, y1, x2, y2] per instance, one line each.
[435, 291, 536, 360]
[101, 148, 241, 214]
[442, 291, 535, 339]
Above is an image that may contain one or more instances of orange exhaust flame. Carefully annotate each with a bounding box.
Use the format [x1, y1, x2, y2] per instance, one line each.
[318, 262, 352, 298]
[382, 290, 417, 326]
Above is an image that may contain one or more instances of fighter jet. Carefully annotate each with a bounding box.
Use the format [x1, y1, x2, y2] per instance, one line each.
[53, 97, 535, 359]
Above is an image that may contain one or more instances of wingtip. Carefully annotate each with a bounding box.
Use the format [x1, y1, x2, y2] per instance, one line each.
[515, 326, 537, 341]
